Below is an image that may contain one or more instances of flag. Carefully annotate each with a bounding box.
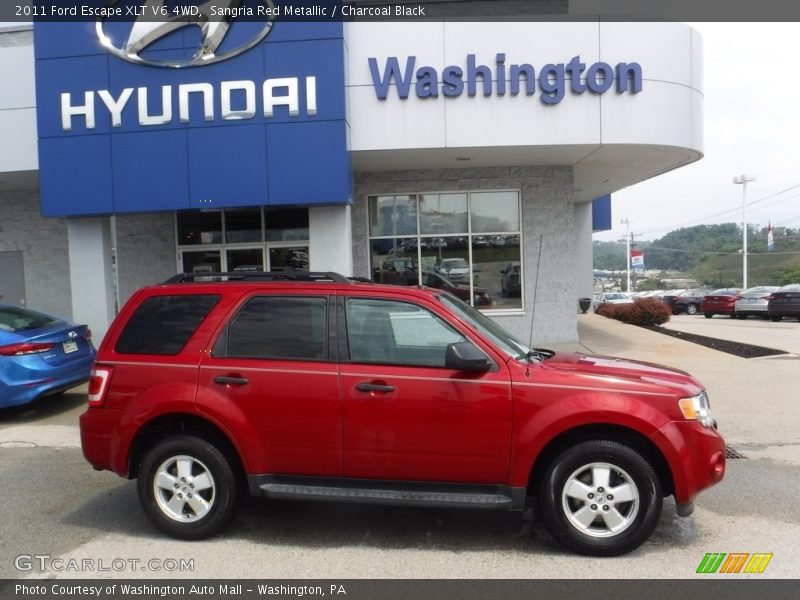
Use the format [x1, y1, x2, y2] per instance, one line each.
[630, 249, 645, 270]
[767, 222, 775, 252]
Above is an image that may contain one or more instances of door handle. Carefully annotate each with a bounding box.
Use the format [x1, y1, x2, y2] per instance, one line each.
[213, 375, 249, 386]
[356, 382, 395, 393]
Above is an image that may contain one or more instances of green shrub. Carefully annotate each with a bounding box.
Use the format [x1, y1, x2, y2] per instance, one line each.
[596, 298, 671, 326]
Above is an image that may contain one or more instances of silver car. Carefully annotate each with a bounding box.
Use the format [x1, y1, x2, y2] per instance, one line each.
[734, 286, 779, 319]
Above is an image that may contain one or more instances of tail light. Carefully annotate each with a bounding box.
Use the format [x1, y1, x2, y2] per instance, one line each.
[767, 294, 775, 301]
[87, 365, 113, 407]
[0, 342, 55, 356]
[82, 329, 92, 341]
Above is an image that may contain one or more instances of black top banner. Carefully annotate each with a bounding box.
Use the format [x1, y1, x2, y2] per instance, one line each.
[4, 0, 800, 23]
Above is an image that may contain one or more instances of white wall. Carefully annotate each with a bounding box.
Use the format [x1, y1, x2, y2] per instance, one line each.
[309, 205, 354, 277]
[0, 43, 37, 173]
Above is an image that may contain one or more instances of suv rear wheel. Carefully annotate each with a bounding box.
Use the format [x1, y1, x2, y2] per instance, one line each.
[137, 435, 239, 540]
[538, 440, 662, 556]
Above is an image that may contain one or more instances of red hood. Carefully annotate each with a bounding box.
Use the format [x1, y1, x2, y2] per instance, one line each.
[538, 352, 703, 396]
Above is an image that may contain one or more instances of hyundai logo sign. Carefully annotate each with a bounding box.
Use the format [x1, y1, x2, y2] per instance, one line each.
[96, 0, 277, 68]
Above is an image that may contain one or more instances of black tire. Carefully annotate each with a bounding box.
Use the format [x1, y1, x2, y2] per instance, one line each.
[704, 313, 713, 319]
[770, 315, 781, 322]
[537, 440, 662, 556]
[686, 303, 698, 315]
[736, 313, 746, 320]
[137, 435, 240, 540]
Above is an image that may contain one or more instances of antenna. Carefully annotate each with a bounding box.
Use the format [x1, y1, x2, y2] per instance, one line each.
[525, 234, 544, 377]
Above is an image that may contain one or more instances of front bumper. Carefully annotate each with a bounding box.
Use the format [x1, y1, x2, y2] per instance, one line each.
[657, 420, 726, 507]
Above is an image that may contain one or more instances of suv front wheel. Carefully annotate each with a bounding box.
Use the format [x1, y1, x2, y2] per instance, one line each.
[137, 435, 239, 540]
[538, 440, 663, 556]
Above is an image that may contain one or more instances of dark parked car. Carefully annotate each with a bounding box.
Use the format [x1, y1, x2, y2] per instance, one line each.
[671, 289, 712, 315]
[373, 257, 418, 285]
[767, 284, 800, 321]
[0, 304, 95, 409]
[80, 271, 725, 556]
[734, 286, 779, 319]
[701, 288, 743, 318]
[422, 271, 492, 306]
[500, 262, 521, 296]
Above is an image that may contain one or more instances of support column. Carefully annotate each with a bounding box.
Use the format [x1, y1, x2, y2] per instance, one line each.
[67, 217, 116, 343]
[309, 205, 354, 277]
[574, 201, 594, 302]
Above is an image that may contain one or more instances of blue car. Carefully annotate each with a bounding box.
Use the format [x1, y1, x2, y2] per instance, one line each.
[0, 305, 95, 409]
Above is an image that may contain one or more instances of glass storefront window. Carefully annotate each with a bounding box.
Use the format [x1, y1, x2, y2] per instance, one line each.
[368, 196, 418, 237]
[226, 248, 265, 272]
[470, 191, 520, 233]
[176, 208, 310, 274]
[370, 238, 419, 285]
[419, 193, 467, 235]
[266, 208, 309, 242]
[225, 209, 263, 243]
[269, 247, 309, 271]
[181, 250, 221, 273]
[176, 211, 222, 245]
[367, 191, 522, 311]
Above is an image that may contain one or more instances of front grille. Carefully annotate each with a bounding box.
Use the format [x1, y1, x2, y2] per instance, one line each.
[725, 445, 747, 459]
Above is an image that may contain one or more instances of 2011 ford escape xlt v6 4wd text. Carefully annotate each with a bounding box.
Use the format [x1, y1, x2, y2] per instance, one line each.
[80, 272, 726, 556]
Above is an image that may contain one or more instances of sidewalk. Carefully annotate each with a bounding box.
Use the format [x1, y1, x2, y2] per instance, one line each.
[547, 314, 800, 461]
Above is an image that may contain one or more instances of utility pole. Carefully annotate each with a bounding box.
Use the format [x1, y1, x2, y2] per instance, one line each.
[733, 174, 755, 289]
[621, 218, 631, 293]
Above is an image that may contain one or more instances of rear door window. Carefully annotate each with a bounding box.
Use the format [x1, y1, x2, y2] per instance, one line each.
[115, 295, 220, 355]
[214, 296, 328, 361]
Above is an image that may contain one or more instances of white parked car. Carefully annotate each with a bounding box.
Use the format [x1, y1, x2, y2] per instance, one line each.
[437, 257, 470, 283]
[593, 292, 634, 312]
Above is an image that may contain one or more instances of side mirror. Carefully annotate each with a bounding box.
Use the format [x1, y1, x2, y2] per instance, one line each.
[445, 342, 491, 372]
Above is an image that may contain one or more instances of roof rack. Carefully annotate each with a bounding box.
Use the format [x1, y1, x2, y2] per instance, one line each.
[164, 271, 350, 284]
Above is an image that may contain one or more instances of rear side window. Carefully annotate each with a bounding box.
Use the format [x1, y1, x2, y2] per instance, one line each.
[115, 295, 220, 355]
[215, 296, 328, 361]
[0, 307, 55, 332]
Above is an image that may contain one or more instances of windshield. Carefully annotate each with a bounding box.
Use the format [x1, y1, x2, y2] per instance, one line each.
[438, 294, 529, 358]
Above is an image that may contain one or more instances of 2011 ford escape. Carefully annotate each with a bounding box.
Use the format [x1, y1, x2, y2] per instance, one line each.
[79, 272, 726, 556]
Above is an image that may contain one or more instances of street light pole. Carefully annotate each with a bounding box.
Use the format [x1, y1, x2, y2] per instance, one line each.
[621, 218, 631, 293]
[733, 174, 755, 289]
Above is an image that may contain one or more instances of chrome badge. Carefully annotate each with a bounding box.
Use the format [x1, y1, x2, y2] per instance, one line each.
[96, 0, 276, 68]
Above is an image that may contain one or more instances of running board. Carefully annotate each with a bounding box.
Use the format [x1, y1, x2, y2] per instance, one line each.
[249, 476, 526, 510]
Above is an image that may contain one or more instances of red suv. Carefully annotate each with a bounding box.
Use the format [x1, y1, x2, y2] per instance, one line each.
[80, 272, 725, 556]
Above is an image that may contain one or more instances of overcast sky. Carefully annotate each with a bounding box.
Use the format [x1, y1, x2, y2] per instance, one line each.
[595, 22, 800, 242]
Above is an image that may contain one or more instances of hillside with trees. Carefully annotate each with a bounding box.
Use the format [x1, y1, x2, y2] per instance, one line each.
[594, 223, 800, 287]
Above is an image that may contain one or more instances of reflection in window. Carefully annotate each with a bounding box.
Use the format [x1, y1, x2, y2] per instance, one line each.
[269, 247, 309, 271]
[223, 297, 327, 361]
[470, 191, 520, 233]
[346, 298, 465, 367]
[265, 208, 309, 241]
[419, 193, 467, 235]
[367, 191, 522, 311]
[225, 209, 262, 243]
[368, 196, 418, 237]
[177, 211, 222, 245]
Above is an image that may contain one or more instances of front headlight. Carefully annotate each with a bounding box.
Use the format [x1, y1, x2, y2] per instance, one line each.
[678, 391, 716, 428]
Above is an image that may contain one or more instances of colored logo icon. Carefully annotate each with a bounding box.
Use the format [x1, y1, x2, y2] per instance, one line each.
[696, 552, 773, 574]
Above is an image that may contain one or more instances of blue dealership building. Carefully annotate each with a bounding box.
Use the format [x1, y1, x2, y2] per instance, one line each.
[0, 8, 704, 342]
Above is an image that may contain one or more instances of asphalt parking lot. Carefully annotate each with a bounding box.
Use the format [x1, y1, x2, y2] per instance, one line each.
[0, 315, 798, 580]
